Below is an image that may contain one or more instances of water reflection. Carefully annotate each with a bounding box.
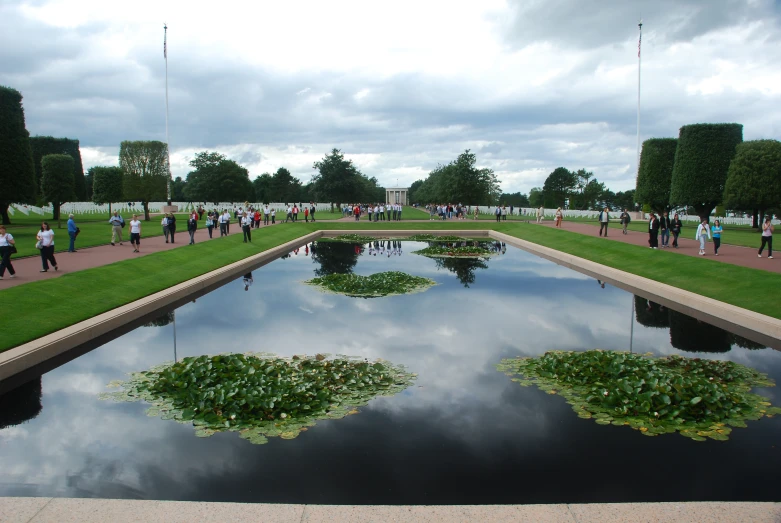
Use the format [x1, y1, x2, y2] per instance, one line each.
[0, 377, 42, 430]
[0, 243, 779, 504]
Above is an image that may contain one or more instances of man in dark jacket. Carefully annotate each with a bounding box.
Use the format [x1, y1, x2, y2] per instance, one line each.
[187, 214, 198, 245]
[168, 213, 177, 244]
[648, 212, 660, 249]
[659, 211, 671, 248]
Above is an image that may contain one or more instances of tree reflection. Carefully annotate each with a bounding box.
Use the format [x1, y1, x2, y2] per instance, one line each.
[668, 309, 731, 353]
[634, 296, 669, 329]
[0, 378, 42, 430]
[730, 334, 767, 350]
[144, 311, 174, 328]
[311, 241, 363, 277]
[433, 257, 489, 288]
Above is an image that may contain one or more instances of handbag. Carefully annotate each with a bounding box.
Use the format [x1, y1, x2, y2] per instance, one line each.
[35, 240, 42, 249]
[9, 244, 17, 255]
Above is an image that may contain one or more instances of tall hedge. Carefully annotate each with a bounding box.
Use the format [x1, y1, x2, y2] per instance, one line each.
[0, 86, 37, 225]
[30, 136, 85, 201]
[41, 154, 75, 226]
[91, 166, 124, 212]
[669, 123, 743, 221]
[723, 139, 781, 222]
[635, 138, 677, 214]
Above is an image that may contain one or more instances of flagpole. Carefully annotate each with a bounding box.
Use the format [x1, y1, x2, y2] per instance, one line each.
[636, 20, 642, 179]
[164, 23, 172, 204]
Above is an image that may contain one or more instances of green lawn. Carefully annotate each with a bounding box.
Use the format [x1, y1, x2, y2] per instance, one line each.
[1, 221, 779, 353]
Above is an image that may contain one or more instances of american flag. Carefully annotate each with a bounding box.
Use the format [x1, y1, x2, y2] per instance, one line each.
[638, 32, 641, 58]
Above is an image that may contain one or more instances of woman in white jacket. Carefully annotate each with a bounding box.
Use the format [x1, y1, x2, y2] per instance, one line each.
[695, 219, 711, 255]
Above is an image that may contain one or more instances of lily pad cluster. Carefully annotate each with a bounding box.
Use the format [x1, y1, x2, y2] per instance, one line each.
[305, 271, 436, 297]
[322, 234, 379, 243]
[100, 353, 416, 444]
[497, 350, 781, 441]
[413, 245, 496, 258]
[402, 234, 466, 242]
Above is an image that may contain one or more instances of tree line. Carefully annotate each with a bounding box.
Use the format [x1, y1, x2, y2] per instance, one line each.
[0, 86, 389, 223]
[635, 123, 781, 226]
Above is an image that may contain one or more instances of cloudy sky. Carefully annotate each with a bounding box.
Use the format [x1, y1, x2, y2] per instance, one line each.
[2, 0, 780, 194]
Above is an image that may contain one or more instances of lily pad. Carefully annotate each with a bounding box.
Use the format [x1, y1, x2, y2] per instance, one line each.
[101, 353, 416, 444]
[305, 271, 437, 298]
[497, 350, 779, 442]
[413, 245, 496, 259]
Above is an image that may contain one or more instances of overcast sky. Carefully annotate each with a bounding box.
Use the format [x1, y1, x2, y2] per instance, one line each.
[2, 0, 780, 194]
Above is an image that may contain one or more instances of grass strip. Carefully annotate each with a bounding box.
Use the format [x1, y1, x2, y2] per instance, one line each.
[1, 221, 780, 353]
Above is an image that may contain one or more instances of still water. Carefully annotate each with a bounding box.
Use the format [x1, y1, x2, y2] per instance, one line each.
[1, 240, 780, 504]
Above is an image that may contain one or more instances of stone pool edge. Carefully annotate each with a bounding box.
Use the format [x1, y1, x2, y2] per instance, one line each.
[2, 228, 781, 385]
[1, 497, 779, 522]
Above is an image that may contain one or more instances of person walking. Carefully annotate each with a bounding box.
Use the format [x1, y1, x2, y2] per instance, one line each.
[619, 208, 631, 234]
[0, 225, 16, 280]
[292, 204, 299, 222]
[36, 221, 58, 272]
[67, 214, 78, 252]
[187, 212, 198, 245]
[304, 206, 310, 223]
[501, 206, 507, 221]
[218, 211, 227, 236]
[660, 211, 671, 247]
[206, 212, 214, 238]
[695, 218, 711, 255]
[758, 216, 774, 259]
[271, 208, 276, 224]
[263, 205, 270, 225]
[711, 219, 723, 256]
[671, 213, 683, 248]
[108, 211, 124, 246]
[354, 204, 361, 221]
[129, 214, 142, 253]
[554, 207, 563, 228]
[310, 202, 316, 222]
[598, 207, 610, 236]
[254, 209, 261, 228]
[648, 212, 660, 249]
[161, 214, 170, 243]
[242, 212, 252, 242]
[474, 206, 480, 220]
[495, 206, 501, 222]
[537, 206, 544, 223]
[168, 213, 177, 243]
[285, 205, 293, 223]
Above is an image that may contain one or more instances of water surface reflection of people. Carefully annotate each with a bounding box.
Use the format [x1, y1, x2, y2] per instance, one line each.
[243, 272, 254, 291]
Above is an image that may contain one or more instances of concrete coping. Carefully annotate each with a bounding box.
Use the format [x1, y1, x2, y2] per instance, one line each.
[1, 498, 779, 522]
[1, 229, 780, 387]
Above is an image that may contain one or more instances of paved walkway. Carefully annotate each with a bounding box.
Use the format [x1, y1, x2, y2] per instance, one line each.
[536, 220, 780, 274]
[0, 221, 299, 289]
[1, 498, 778, 522]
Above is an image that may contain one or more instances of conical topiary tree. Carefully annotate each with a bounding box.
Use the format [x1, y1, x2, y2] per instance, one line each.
[669, 123, 743, 222]
[0, 86, 37, 225]
[635, 138, 677, 214]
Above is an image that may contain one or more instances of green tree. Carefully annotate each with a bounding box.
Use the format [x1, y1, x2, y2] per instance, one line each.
[252, 173, 273, 203]
[408, 179, 424, 203]
[120, 140, 170, 220]
[30, 137, 85, 207]
[529, 187, 544, 207]
[0, 86, 36, 225]
[91, 166, 124, 213]
[40, 154, 75, 228]
[669, 123, 743, 222]
[84, 171, 94, 201]
[311, 149, 365, 203]
[414, 150, 501, 204]
[499, 192, 530, 208]
[612, 189, 635, 212]
[270, 167, 303, 202]
[723, 140, 781, 228]
[171, 176, 187, 201]
[635, 138, 677, 214]
[542, 167, 576, 208]
[668, 310, 731, 353]
[183, 151, 253, 203]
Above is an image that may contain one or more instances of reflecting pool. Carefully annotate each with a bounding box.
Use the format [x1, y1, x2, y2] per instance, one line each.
[1, 240, 780, 504]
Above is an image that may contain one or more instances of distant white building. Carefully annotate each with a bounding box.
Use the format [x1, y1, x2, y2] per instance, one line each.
[385, 187, 409, 205]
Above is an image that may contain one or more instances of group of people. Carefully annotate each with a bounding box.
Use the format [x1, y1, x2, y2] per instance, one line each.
[347, 203, 404, 222]
[427, 204, 473, 220]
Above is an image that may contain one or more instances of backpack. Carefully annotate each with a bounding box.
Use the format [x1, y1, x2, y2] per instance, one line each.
[120, 217, 126, 228]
